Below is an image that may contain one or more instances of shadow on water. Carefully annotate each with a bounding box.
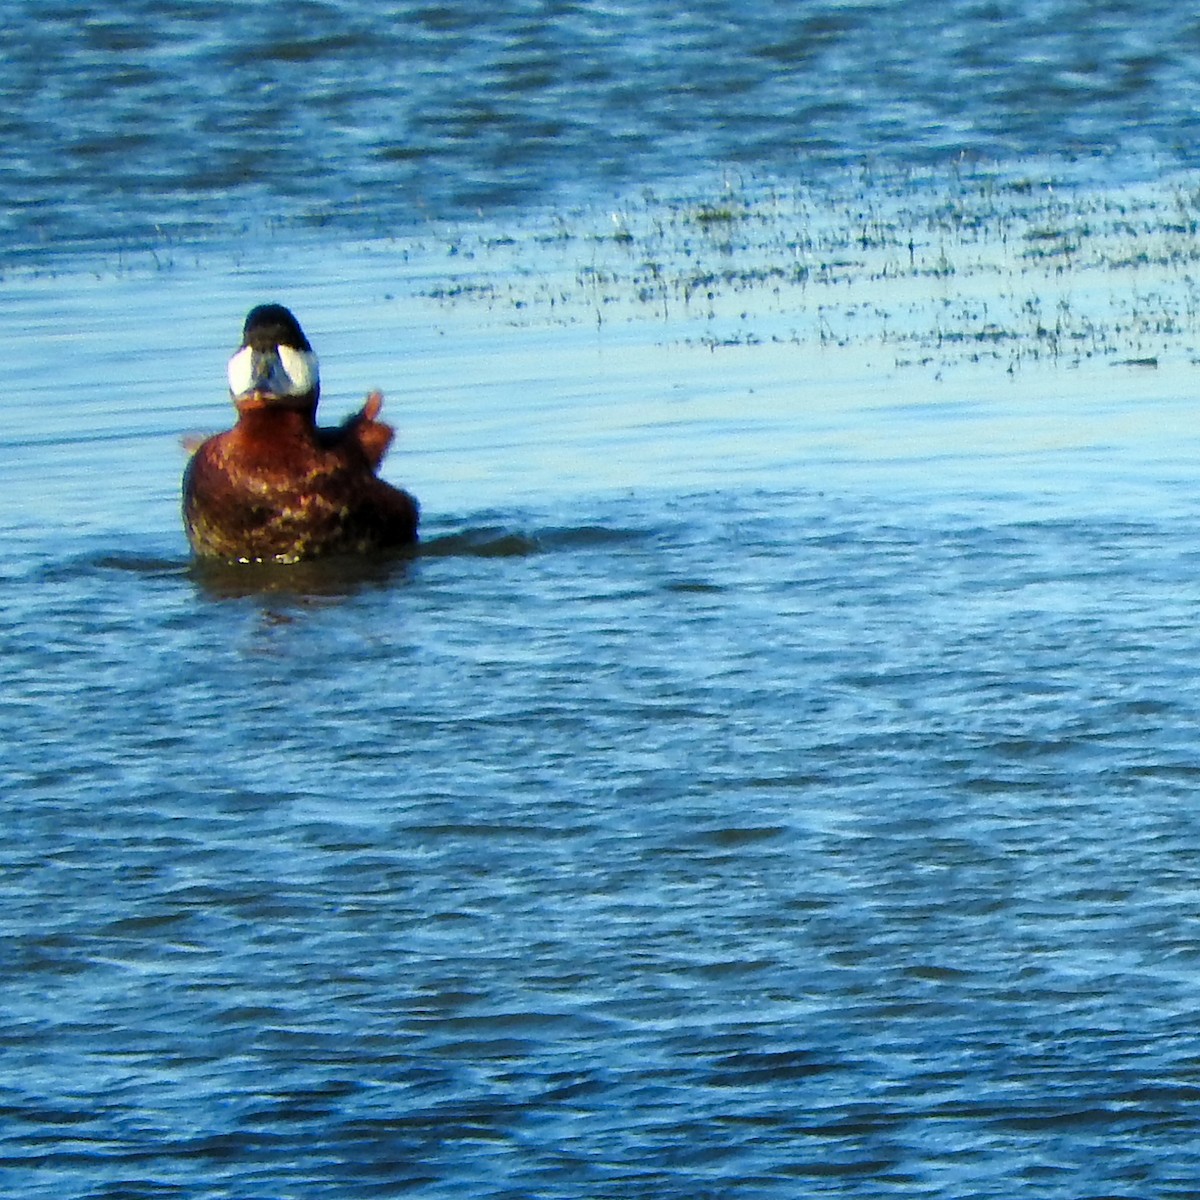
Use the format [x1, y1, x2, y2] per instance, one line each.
[188, 550, 418, 602]
[418, 522, 646, 558]
[417, 526, 542, 559]
[91, 553, 192, 579]
[76, 519, 652, 605]
[182, 525, 581, 601]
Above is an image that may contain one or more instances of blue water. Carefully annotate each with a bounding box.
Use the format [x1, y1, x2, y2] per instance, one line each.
[6, 4, 1200, 1197]
[4, 0, 1200, 258]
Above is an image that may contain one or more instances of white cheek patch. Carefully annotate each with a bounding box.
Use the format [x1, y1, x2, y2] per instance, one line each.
[227, 344, 320, 399]
[227, 345, 257, 396]
[278, 345, 319, 395]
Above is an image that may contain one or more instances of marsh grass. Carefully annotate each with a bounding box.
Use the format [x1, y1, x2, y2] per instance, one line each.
[420, 163, 1200, 372]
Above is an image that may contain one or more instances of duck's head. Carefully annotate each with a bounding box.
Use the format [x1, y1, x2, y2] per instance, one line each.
[227, 304, 320, 414]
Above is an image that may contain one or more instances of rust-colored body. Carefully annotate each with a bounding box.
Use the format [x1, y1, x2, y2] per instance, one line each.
[183, 391, 419, 563]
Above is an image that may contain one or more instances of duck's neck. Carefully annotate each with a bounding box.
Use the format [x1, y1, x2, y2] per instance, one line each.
[234, 401, 319, 437]
[231, 405, 321, 464]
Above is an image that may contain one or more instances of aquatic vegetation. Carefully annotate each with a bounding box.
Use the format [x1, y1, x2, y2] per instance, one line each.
[419, 162, 1200, 371]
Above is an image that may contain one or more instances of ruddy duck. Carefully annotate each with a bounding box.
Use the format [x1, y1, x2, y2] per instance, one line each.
[182, 304, 419, 562]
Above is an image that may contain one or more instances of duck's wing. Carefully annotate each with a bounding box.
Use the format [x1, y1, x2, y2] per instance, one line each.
[320, 391, 394, 469]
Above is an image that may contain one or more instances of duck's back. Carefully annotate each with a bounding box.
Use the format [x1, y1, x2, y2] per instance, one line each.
[183, 414, 419, 563]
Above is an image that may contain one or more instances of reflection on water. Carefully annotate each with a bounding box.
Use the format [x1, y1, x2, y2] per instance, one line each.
[190, 550, 417, 602]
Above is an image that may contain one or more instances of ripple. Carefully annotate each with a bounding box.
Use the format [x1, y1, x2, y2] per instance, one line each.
[2, 0, 1199, 258]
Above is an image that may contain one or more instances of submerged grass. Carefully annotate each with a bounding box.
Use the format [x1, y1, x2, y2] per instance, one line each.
[420, 163, 1200, 371]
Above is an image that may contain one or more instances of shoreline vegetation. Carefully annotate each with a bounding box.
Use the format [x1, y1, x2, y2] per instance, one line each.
[419, 161, 1200, 372]
[24, 159, 1200, 374]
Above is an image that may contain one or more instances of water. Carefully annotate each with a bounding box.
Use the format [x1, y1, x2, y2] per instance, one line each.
[6, 3, 1200, 1197]
[4, 0, 1200, 258]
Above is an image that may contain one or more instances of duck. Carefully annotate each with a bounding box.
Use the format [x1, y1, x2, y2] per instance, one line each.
[182, 304, 419, 562]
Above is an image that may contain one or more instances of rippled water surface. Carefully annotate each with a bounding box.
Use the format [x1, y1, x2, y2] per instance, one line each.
[7, 2, 1200, 1197]
[5, 0, 1200, 255]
